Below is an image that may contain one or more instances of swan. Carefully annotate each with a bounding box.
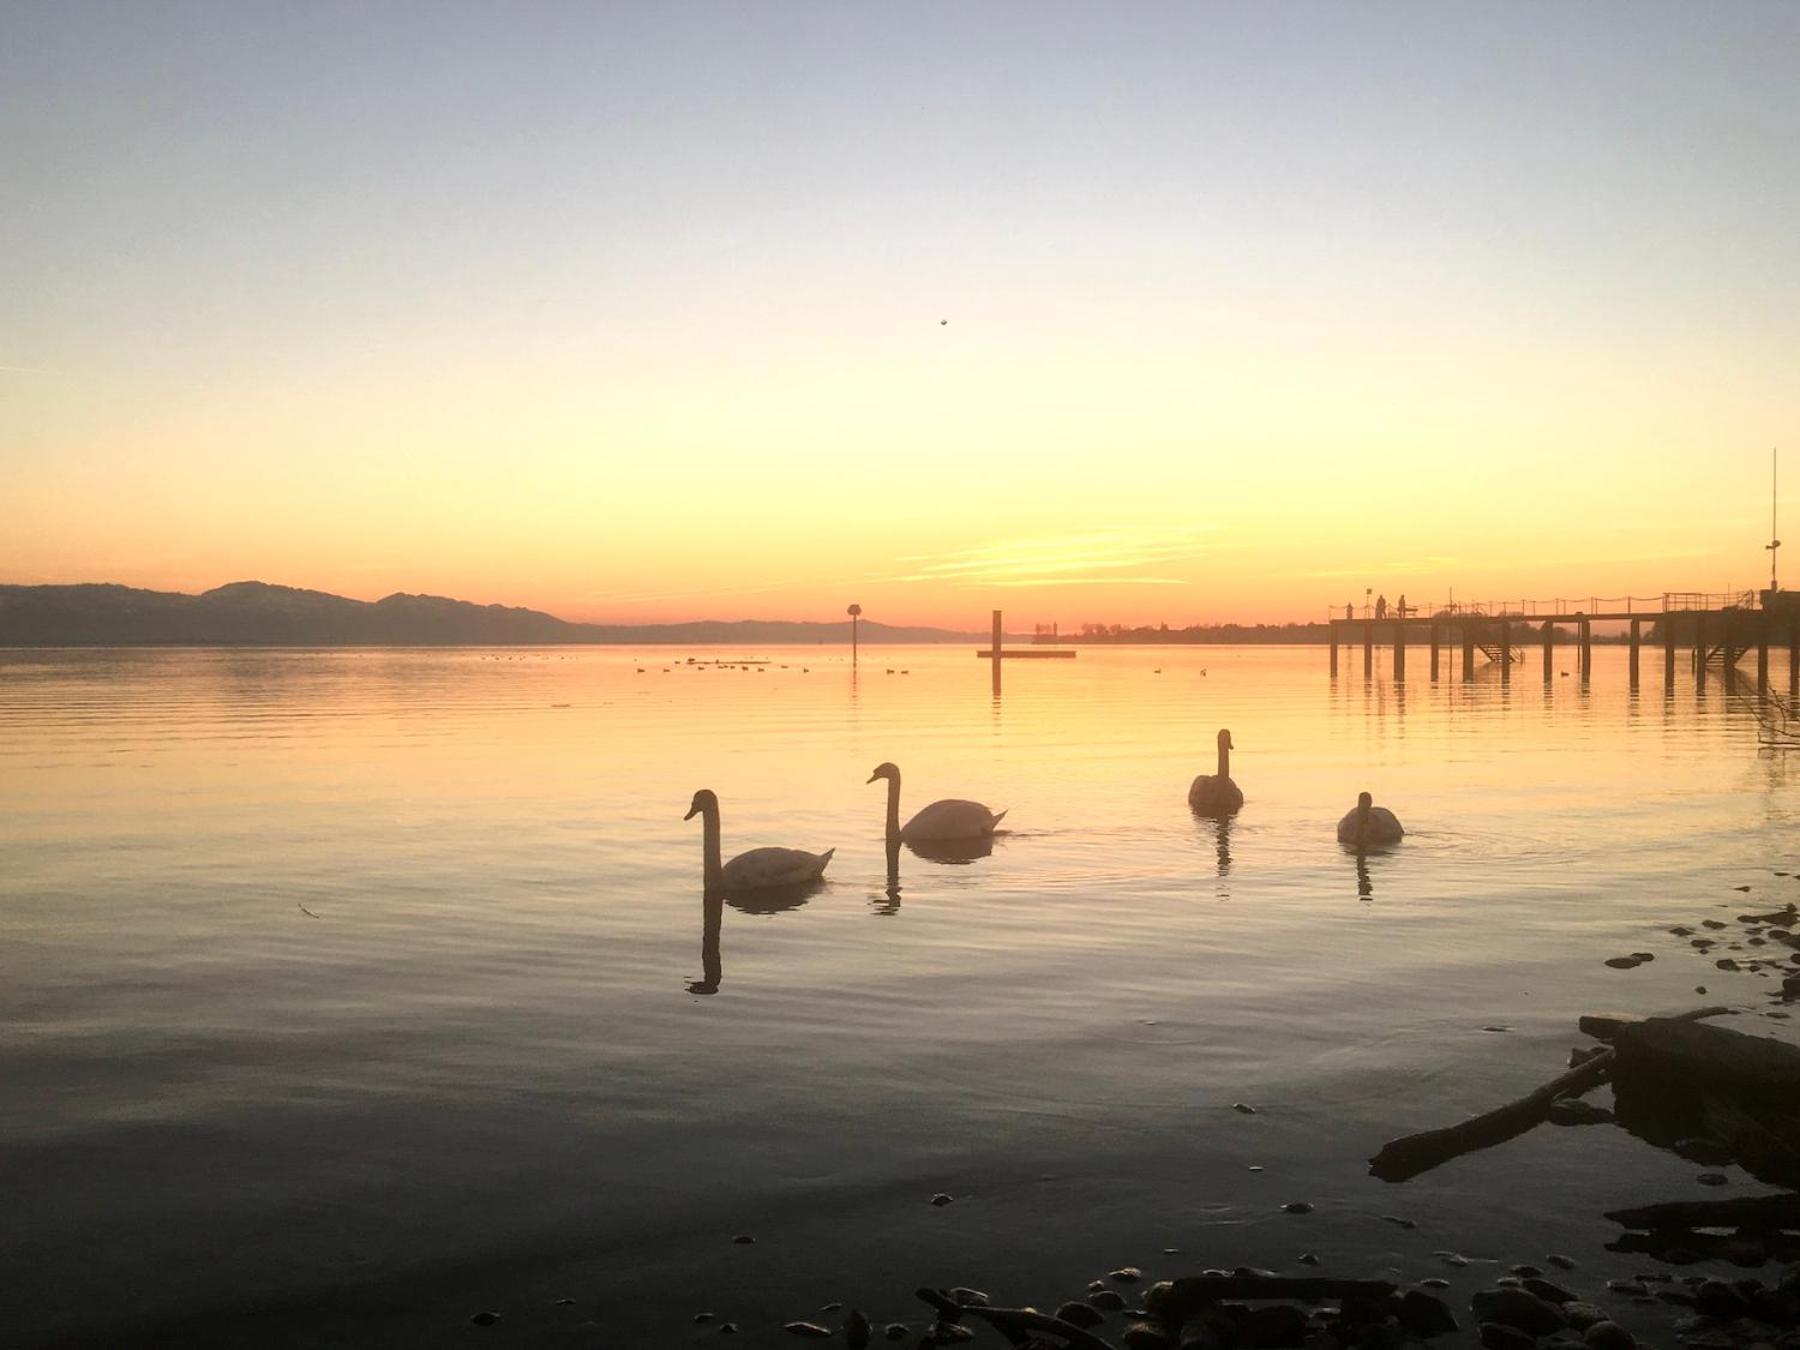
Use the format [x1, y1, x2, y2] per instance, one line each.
[1187, 729, 1245, 816]
[867, 762, 1006, 844]
[1337, 791, 1404, 848]
[685, 790, 833, 893]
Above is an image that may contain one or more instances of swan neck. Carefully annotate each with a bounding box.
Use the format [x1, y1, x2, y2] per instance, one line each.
[1218, 742, 1230, 778]
[701, 805, 724, 894]
[884, 773, 901, 840]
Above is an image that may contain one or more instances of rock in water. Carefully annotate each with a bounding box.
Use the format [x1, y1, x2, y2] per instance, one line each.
[782, 1323, 831, 1339]
[1121, 1324, 1174, 1350]
[1055, 1301, 1105, 1328]
[469, 1311, 501, 1326]
[844, 1308, 871, 1349]
[1398, 1289, 1458, 1337]
[930, 1193, 954, 1207]
[1583, 1322, 1636, 1350]
[1471, 1288, 1566, 1336]
[1238, 1303, 1307, 1348]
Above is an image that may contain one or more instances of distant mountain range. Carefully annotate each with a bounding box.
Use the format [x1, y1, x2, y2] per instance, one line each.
[0, 581, 982, 646]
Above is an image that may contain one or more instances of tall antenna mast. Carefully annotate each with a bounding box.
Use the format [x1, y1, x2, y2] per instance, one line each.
[1769, 447, 1781, 593]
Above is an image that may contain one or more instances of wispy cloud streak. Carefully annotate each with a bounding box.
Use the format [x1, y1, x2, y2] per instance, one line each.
[894, 527, 1211, 588]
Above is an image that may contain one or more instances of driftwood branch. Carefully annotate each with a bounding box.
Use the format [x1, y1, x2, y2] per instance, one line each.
[1368, 1049, 1615, 1182]
[1578, 1006, 1730, 1042]
[913, 1288, 1118, 1350]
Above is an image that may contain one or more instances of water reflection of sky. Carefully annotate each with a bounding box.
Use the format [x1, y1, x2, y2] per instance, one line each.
[1, 644, 1795, 1347]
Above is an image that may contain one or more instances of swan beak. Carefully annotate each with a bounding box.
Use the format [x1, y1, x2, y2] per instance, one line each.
[865, 772, 878, 784]
[683, 804, 699, 820]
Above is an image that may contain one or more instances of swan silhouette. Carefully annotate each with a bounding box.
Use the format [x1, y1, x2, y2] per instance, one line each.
[1337, 791, 1403, 848]
[1187, 729, 1245, 816]
[867, 762, 1006, 845]
[685, 790, 833, 894]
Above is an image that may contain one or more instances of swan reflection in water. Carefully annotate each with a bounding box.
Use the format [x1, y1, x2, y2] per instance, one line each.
[1188, 799, 1234, 879]
[686, 877, 827, 995]
[1353, 850, 1374, 900]
[870, 832, 998, 915]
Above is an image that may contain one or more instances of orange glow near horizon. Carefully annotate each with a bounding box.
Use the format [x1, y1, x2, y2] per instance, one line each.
[6, 5, 1794, 630]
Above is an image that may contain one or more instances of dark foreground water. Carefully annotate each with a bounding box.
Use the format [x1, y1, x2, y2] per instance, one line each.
[3, 644, 1797, 1347]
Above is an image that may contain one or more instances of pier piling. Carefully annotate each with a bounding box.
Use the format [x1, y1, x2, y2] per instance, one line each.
[1500, 620, 1511, 683]
[1429, 624, 1440, 681]
[1329, 631, 1338, 677]
[1461, 627, 1475, 682]
[1364, 624, 1372, 677]
[1393, 623, 1405, 681]
[1542, 622, 1553, 683]
[1628, 619, 1640, 689]
[1579, 618, 1592, 683]
[1758, 619, 1770, 694]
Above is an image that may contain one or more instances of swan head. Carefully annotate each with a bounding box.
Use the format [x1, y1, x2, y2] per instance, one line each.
[1357, 790, 1374, 811]
[866, 762, 899, 785]
[1217, 729, 1234, 750]
[684, 789, 718, 821]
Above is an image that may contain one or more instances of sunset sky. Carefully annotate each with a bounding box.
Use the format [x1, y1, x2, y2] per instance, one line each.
[5, 2, 1796, 627]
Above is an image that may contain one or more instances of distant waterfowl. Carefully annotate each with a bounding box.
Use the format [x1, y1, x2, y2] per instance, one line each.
[685, 790, 833, 893]
[1337, 791, 1404, 848]
[867, 762, 1006, 844]
[1187, 729, 1244, 816]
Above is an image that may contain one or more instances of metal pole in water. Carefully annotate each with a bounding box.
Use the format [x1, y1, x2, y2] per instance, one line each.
[1629, 619, 1640, 688]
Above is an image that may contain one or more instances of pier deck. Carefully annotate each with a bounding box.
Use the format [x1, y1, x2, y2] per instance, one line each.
[1328, 592, 1800, 693]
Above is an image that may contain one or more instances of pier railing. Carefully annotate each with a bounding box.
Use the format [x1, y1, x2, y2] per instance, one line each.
[1326, 591, 1756, 623]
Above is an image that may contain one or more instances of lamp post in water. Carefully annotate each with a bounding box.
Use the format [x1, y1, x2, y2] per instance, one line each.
[848, 603, 861, 667]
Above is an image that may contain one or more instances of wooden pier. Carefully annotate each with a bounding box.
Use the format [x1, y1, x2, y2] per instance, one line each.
[1329, 593, 1800, 695]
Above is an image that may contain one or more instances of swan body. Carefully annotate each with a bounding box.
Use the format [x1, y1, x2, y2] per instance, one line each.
[686, 789, 833, 894]
[868, 763, 1006, 843]
[721, 845, 835, 891]
[1188, 728, 1244, 815]
[1337, 791, 1403, 848]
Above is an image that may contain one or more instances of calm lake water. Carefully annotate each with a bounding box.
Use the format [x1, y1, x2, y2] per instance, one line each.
[4, 643, 1797, 1347]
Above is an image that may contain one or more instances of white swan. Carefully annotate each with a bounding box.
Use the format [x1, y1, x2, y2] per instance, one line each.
[1337, 791, 1404, 848]
[867, 762, 1006, 844]
[685, 789, 833, 893]
[1187, 728, 1245, 816]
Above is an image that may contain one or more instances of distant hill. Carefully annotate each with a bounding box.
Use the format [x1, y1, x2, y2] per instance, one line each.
[0, 581, 981, 647]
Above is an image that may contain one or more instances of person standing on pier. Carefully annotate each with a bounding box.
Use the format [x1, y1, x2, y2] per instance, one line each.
[1375, 594, 1387, 620]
